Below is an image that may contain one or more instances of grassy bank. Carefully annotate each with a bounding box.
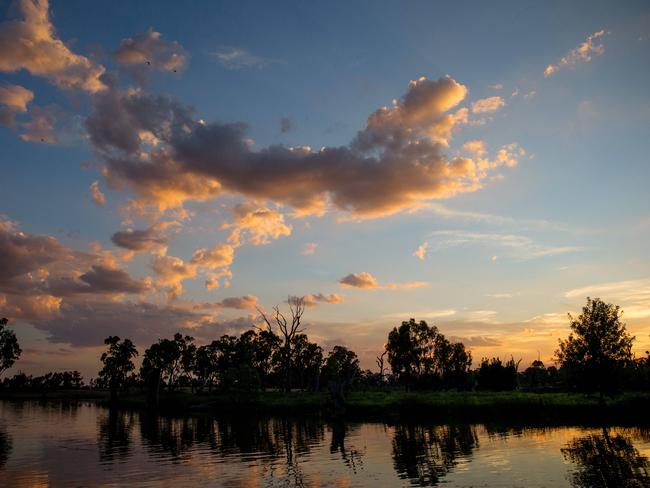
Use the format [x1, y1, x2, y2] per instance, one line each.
[2, 389, 649, 423]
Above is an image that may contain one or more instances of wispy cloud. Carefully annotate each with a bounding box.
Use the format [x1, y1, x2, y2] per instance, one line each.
[565, 278, 650, 319]
[428, 230, 582, 260]
[210, 47, 274, 69]
[544, 30, 607, 77]
[412, 242, 428, 261]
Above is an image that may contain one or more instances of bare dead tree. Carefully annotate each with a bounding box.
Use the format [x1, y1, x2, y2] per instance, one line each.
[257, 296, 306, 393]
[376, 349, 387, 384]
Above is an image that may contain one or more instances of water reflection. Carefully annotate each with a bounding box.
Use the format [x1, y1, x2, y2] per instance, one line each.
[4, 401, 650, 487]
[98, 408, 134, 463]
[562, 428, 650, 488]
[0, 428, 11, 468]
[392, 423, 478, 486]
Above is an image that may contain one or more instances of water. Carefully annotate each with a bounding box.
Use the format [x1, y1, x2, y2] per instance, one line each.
[1, 401, 649, 487]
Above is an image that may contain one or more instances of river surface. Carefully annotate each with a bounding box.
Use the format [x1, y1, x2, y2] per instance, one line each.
[1, 400, 650, 487]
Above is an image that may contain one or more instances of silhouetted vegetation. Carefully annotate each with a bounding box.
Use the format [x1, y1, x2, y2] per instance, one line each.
[556, 297, 634, 399]
[0, 318, 21, 378]
[4, 297, 650, 417]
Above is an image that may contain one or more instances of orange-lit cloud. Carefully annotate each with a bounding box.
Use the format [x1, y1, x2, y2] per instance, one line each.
[302, 242, 318, 256]
[289, 293, 344, 307]
[0, 83, 33, 126]
[339, 272, 429, 290]
[0, 0, 106, 92]
[471, 96, 505, 113]
[544, 30, 607, 77]
[412, 242, 428, 261]
[223, 202, 292, 246]
[115, 30, 187, 82]
[87, 75, 522, 219]
[89, 181, 105, 206]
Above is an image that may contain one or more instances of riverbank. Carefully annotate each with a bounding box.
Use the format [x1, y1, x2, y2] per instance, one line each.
[2, 389, 650, 423]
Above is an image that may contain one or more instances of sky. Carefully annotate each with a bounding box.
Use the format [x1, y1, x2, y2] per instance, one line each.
[1, 0, 649, 379]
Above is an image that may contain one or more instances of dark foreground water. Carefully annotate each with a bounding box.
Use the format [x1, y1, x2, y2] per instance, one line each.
[1, 401, 650, 487]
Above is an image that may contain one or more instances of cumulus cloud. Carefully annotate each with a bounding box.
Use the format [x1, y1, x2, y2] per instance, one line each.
[412, 242, 428, 261]
[449, 335, 502, 347]
[150, 254, 196, 299]
[0, 0, 106, 92]
[89, 180, 105, 206]
[0, 83, 33, 127]
[544, 30, 607, 77]
[114, 30, 187, 81]
[0, 217, 149, 320]
[19, 104, 57, 143]
[471, 96, 505, 113]
[223, 202, 292, 246]
[339, 272, 428, 290]
[302, 242, 318, 256]
[87, 75, 522, 219]
[34, 298, 253, 347]
[210, 47, 272, 69]
[111, 221, 177, 253]
[289, 293, 344, 307]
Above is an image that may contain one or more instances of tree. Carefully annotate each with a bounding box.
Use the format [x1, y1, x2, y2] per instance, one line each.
[258, 297, 306, 392]
[386, 318, 471, 390]
[555, 297, 634, 399]
[141, 333, 195, 392]
[322, 345, 361, 408]
[0, 318, 21, 378]
[291, 334, 323, 391]
[99, 336, 138, 402]
[475, 357, 520, 391]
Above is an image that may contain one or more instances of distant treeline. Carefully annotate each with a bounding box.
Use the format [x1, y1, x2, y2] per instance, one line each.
[2, 297, 648, 402]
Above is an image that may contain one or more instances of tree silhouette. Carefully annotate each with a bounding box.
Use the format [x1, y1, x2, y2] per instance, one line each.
[0, 318, 21, 378]
[258, 297, 306, 392]
[556, 297, 634, 399]
[322, 345, 360, 407]
[99, 336, 138, 402]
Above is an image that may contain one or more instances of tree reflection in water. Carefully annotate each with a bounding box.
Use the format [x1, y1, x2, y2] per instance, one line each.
[330, 420, 364, 474]
[391, 423, 478, 486]
[562, 428, 650, 488]
[0, 427, 11, 468]
[98, 408, 134, 463]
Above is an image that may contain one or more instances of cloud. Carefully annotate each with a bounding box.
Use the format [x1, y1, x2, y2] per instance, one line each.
[339, 272, 378, 289]
[384, 309, 457, 319]
[471, 96, 505, 113]
[280, 117, 292, 133]
[192, 294, 260, 310]
[48, 264, 149, 296]
[111, 221, 178, 253]
[34, 298, 253, 347]
[210, 47, 273, 69]
[0, 0, 106, 92]
[89, 181, 105, 206]
[339, 271, 428, 290]
[223, 202, 292, 246]
[489, 83, 503, 90]
[412, 242, 428, 261]
[544, 30, 607, 77]
[564, 278, 650, 319]
[302, 242, 318, 256]
[87, 75, 522, 219]
[0, 83, 33, 127]
[429, 230, 582, 260]
[19, 104, 57, 143]
[0, 217, 150, 320]
[114, 30, 187, 81]
[191, 243, 234, 269]
[449, 335, 502, 347]
[289, 293, 344, 307]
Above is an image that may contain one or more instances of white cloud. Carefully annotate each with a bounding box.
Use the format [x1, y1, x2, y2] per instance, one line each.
[544, 30, 607, 77]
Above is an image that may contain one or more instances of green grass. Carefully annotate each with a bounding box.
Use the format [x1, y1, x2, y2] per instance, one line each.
[3, 389, 650, 423]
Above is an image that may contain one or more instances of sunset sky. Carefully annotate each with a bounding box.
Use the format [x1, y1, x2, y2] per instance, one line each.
[1, 0, 649, 378]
